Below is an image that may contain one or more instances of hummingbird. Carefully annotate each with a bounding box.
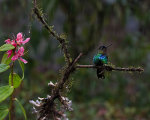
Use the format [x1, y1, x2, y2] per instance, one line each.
[93, 44, 112, 79]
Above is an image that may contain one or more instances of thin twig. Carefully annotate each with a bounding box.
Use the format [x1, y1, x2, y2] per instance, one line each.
[33, 0, 71, 65]
[76, 65, 144, 72]
[72, 53, 83, 65]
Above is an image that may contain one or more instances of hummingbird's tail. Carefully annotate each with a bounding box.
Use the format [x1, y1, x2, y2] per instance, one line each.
[97, 68, 105, 79]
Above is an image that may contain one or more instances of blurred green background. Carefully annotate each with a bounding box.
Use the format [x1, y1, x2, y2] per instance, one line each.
[0, 0, 150, 120]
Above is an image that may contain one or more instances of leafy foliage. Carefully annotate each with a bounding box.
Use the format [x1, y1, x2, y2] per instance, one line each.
[15, 98, 27, 120]
[0, 44, 15, 51]
[0, 85, 14, 103]
[1, 53, 12, 65]
[9, 73, 22, 88]
[0, 64, 10, 73]
[18, 60, 24, 79]
[0, 106, 9, 120]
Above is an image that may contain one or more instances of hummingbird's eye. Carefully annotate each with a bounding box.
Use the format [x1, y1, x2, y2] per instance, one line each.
[99, 46, 106, 50]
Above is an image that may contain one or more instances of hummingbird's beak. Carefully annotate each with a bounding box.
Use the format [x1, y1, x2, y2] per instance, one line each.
[106, 44, 112, 48]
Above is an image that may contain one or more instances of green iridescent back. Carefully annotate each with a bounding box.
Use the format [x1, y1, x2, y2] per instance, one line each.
[93, 53, 108, 65]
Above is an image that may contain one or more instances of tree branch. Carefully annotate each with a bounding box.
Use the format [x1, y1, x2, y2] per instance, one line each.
[33, 0, 71, 65]
[31, 53, 83, 120]
[50, 53, 83, 101]
[76, 65, 144, 72]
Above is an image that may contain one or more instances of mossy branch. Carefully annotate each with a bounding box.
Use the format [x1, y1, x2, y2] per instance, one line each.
[76, 65, 144, 72]
[33, 0, 71, 65]
[50, 53, 83, 101]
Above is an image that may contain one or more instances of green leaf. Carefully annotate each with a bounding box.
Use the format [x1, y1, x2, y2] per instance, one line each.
[1, 53, 12, 65]
[0, 44, 15, 51]
[0, 85, 14, 103]
[15, 98, 27, 120]
[9, 73, 22, 88]
[0, 106, 9, 120]
[0, 64, 10, 73]
[19, 60, 24, 80]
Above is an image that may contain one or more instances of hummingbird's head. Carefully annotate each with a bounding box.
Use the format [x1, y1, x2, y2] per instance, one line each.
[99, 46, 107, 54]
[99, 46, 107, 51]
[98, 44, 112, 54]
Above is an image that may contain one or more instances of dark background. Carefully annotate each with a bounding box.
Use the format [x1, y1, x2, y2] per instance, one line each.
[0, 0, 150, 119]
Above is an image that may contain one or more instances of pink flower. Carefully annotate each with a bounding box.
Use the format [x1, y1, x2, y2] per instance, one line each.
[17, 47, 24, 56]
[22, 38, 30, 45]
[7, 50, 12, 58]
[11, 40, 17, 47]
[17, 33, 23, 39]
[5, 39, 17, 47]
[11, 47, 27, 63]
[15, 33, 30, 45]
[20, 57, 28, 64]
[16, 33, 23, 45]
[5, 39, 11, 44]
[5, 32, 30, 64]
[11, 54, 19, 61]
